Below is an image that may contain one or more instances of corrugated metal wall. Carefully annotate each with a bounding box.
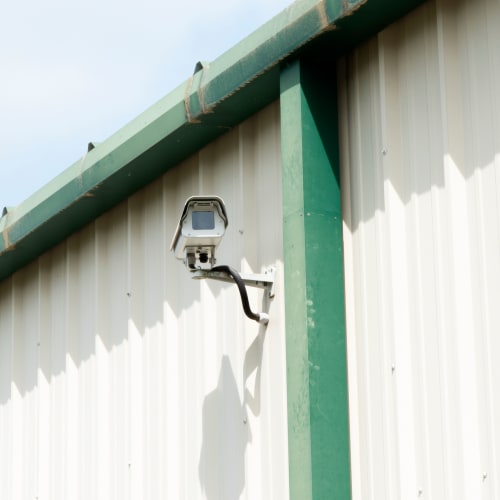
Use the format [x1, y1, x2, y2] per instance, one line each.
[339, 0, 500, 499]
[0, 102, 288, 500]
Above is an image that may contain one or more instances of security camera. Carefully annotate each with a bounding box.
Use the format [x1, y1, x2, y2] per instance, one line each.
[170, 196, 228, 270]
[170, 195, 275, 324]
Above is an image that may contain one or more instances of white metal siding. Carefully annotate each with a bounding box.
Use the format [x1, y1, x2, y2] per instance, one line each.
[0, 102, 288, 500]
[339, 1, 500, 499]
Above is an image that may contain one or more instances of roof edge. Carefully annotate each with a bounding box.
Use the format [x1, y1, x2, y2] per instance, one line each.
[0, 0, 425, 281]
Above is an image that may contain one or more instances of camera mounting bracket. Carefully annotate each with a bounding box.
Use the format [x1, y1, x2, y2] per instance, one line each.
[191, 266, 276, 299]
[192, 266, 276, 299]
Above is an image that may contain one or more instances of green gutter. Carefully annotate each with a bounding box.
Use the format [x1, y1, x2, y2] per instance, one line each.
[0, 0, 425, 282]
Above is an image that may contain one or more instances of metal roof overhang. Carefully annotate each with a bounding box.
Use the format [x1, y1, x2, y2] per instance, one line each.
[0, 0, 425, 282]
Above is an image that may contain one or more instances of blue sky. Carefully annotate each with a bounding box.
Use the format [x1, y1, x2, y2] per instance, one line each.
[0, 0, 291, 207]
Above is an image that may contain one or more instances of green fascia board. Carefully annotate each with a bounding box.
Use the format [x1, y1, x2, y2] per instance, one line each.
[0, 0, 425, 282]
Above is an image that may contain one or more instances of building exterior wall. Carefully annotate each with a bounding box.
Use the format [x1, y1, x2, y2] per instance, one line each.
[339, 0, 500, 499]
[0, 102, 288, 500]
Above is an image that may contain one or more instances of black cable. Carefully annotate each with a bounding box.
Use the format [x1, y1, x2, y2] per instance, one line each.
[211, 265, 264, 323]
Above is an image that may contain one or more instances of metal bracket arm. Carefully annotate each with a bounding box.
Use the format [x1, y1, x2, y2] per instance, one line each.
[192, 266, 276, 298]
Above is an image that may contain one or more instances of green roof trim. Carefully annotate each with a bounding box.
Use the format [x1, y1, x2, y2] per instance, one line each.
[0, 0, 425, 281]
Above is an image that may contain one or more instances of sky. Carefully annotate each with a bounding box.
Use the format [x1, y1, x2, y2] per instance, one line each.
[0, 0, 292, 208]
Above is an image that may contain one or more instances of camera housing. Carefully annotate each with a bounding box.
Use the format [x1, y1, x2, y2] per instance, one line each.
[170, 196, 228, 270]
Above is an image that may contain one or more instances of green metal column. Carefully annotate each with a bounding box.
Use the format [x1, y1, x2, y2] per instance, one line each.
[280, 59, 351, 500]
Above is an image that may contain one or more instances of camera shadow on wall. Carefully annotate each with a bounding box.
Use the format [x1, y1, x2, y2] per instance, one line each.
[198, 326, 266, 500]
